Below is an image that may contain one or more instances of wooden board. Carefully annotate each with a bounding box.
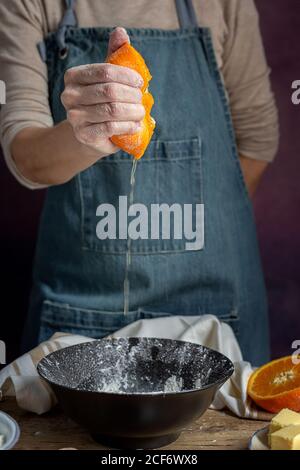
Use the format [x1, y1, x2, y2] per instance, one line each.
[1, 398, 266, 450]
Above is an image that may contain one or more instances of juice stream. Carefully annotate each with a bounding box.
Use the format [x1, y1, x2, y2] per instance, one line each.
[123, 158, 138, 315]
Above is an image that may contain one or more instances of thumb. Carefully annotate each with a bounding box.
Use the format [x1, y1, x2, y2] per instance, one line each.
[107, 27, 130, 57]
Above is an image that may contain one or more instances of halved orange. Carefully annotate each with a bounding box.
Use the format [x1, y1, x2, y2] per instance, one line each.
[107, 42, 152, 93]
[107, 43, 155, 159]
[248, 356, 300, 413]
[110, 91, 155, 160]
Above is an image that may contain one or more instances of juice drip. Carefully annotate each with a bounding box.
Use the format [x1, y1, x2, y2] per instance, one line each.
[123, 158, 138, 315]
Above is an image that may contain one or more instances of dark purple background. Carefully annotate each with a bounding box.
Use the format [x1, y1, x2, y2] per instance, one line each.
[1, 0, 299, 363]
[253, 0, 300, 357]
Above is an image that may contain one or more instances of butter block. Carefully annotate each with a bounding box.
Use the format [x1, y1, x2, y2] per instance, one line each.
[270, 425, 300, 450]
[269, 408, 300, 434]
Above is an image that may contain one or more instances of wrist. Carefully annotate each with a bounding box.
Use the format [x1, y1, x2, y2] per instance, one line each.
[64, 120, 107, 162]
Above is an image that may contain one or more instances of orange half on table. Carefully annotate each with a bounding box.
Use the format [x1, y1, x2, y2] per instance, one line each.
[107, 43, 155, 159]
[247, 355, 300, 413]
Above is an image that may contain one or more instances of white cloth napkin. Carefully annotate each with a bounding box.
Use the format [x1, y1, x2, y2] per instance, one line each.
[0, 315, 271, 419]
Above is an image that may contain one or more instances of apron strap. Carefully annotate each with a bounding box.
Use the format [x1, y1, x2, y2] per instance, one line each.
[56, 0, 78, 59]
[60, 0, 78, 28]
[175, 0, 198, 29]
[38, 0, 197, 61]
[37, 0, 78, 61]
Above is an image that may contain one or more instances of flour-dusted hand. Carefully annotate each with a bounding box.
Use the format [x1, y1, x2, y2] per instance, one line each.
[61, 27, 145, 155]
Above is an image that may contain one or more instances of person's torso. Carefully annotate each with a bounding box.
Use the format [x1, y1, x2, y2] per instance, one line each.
[38, 14, 262, 323]
[39, 0, 229, 69]
[26, 0, 269, 365]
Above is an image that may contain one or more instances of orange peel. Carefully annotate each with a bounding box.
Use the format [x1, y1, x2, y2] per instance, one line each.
[107, 43, 155, 159]
[247, 355, 300, 413]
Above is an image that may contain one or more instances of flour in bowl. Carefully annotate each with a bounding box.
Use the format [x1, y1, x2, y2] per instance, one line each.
[38, 338, 230, 395]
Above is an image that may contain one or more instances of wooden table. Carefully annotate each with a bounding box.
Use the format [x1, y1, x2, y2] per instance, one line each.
[1, 398, 267, 450]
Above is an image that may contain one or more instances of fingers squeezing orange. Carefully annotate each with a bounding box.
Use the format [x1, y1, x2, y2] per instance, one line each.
[107, 43, 155, 159]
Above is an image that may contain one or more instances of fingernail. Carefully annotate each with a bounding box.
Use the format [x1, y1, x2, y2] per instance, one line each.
[114, 26, 127, 34]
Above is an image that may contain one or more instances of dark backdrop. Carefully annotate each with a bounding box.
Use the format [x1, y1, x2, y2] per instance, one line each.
[1, 0, 299, 363]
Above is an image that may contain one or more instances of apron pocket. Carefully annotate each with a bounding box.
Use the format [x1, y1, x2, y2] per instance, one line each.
[78, 138, 204, 254]
[39, 300, 239, 343]
[39, 300, 141, 342]
[218, 310, 240, 338]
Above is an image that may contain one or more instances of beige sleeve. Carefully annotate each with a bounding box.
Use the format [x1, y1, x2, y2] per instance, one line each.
[221, 0, 279, 162]
[0, 0, 53, 189]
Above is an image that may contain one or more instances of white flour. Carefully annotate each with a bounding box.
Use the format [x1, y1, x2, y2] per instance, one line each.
[39, 338, 232, 396]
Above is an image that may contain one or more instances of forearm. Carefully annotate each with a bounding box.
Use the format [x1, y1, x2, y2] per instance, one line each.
[11, 121, 105, 186]
[239, 155, 269, 197]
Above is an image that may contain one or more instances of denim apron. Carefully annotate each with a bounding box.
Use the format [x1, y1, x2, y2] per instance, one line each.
[22, 0, 270, 365]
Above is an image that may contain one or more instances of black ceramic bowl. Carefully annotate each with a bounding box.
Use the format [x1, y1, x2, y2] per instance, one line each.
[37, 337, 234, 449]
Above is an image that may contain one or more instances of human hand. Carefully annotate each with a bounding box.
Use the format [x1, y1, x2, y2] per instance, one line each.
[61, 27, 145, 156]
